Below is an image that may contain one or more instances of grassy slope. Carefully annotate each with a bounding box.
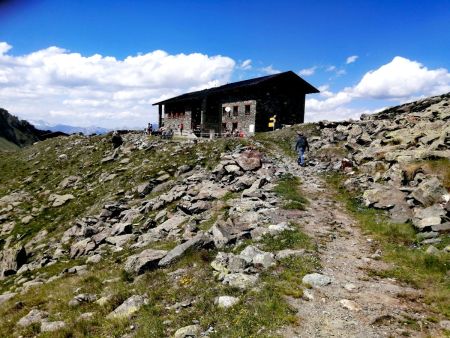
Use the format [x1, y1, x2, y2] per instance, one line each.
[0, 136, 20, 151]
[0, 134, 318, 337]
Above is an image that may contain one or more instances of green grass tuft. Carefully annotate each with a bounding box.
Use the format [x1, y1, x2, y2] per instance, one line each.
[274, 174, 308, 210]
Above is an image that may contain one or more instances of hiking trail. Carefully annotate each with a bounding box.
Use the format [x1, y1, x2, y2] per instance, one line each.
[278, 160, 441, 338]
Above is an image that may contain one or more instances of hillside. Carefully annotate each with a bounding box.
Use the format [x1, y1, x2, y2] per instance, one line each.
[0, 93, 448, 337]
[0, 108, 63, 150]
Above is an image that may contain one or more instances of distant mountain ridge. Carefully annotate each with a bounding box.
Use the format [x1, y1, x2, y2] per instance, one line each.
[0, 108, 55, 149]
[31, 120, 111, 135]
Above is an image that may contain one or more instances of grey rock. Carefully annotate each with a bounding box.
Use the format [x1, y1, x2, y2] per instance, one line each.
[136, 182, 153, 197]
[210, 222, 236, 248]
[227, 255, 248, 272]
[302, 273, 332, 287]
[158, 232, 212, 267]
[236, 150, 262, 171]
[153, 215, 187, 236]
[222, 273, 258, 289]
[415, 217, 441, 230]
[432, 222, 450, 233]
[425, 245, 440, 255]
[224, 164, 241, 174]
[268, 222, 292, 235]
[363, 186, 407, 209]
[177, 164, 192, 175]
[105, 234, 134, 247]
[86, 254, 102, 264]
[417, 231, 439, 240]
[156, 173, 170, 183]
[59, 175, 81, 189]
[106, 295, 148, 319]
[154, 209, 167, 223]
[275, 249, 305, 260]
[0, 292, 16, 305]
[68, 293, 97, 307]
[41, 320, 67, 332]
[63, 265, 88, 275]
[48, 193, 75, 207]
[124, 249, 167, 274]
[17, 309, 48, 327]
[214, 296, 239, 308]
[414, 204, 446, 220]
[439, 320, 450, 331]
[0, 245, 27, 278]
[411, 177, 447, 206]
[111, 222, 132, 236]
[239, 245, 275, 269]
[70, 238, 96, 258]
[421, 238, 441, 245]
[174, 324, 202, 338]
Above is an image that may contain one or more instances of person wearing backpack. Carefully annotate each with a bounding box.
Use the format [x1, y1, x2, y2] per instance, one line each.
[295, 131, 310, 167]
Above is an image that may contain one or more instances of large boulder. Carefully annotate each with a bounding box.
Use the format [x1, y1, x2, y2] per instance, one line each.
[411, 177, 447, 206]
[236, 150, 262, 171]
[124, 249, 167, 274]
[362, 185, 412, 222]
[158, 232, 212, 267]
[0, 245, 27, 278]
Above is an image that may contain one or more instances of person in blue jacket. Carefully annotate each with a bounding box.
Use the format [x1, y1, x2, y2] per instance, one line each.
[295, 131, 310, 167]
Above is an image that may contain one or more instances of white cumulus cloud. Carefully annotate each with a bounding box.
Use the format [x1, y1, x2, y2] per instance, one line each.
[298, 66, 316, 77]
[240, 59, 252, 70]
[306, 56, 450, 121]
[346, 55, 358, 64]
[353, 56, 450, 99]
[0, 42, 236, 128]
[261, 65, 281, 75]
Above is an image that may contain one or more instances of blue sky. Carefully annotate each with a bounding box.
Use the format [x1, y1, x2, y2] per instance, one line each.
[1, 0, 449, 128]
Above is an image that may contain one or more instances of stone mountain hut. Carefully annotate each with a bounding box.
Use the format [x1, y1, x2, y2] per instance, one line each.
[153, 70, 319, 137]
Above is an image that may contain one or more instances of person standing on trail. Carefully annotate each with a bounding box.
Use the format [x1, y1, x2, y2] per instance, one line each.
[295, 131, 309, 167]
[179, 122, 184, 135]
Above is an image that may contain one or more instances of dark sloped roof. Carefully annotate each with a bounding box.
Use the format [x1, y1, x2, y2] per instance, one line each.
[152, 70, 319, 105]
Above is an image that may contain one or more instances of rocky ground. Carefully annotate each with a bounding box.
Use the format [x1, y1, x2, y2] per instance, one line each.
[0, 93, 449, 337]
[279, 162, 444, 337]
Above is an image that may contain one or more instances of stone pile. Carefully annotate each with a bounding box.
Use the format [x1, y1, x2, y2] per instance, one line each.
[308, 93, 450, 246]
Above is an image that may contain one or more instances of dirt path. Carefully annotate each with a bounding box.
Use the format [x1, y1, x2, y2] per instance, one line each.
[278, 161, 441, 338]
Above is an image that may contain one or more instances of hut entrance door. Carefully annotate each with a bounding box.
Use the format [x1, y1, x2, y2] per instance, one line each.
[191, 106, 201, 136]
